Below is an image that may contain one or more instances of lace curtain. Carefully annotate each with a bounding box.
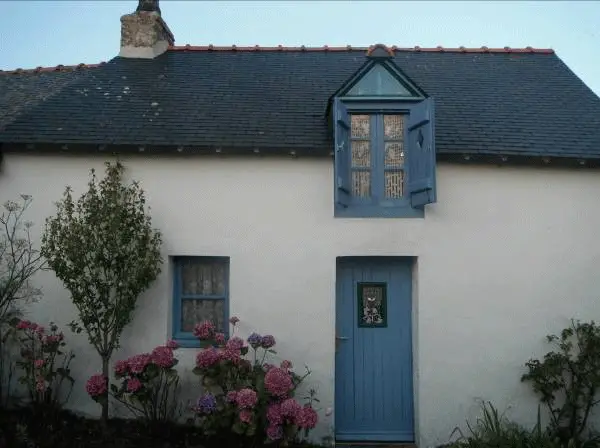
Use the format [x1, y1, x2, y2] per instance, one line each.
[180, 260, 227, 332]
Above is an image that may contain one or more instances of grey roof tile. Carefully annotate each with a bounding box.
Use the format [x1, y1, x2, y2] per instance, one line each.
[0, 48, 599, 159]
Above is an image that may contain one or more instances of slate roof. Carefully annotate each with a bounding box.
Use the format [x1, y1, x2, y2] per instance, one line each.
[1, 46, 600, 161]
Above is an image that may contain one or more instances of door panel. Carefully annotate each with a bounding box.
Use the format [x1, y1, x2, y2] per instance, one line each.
[335, 257, 414, 442]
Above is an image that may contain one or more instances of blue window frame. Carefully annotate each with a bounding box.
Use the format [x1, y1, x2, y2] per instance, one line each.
[334, 97, 436, 218]
[172, 256, 229, 347]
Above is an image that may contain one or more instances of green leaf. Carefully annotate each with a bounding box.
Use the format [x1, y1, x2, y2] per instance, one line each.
[246, 422, 256, 436]
[232, 421, 245, 435]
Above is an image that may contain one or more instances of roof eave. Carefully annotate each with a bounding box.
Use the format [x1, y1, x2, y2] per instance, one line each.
[2, 141, 600, 169]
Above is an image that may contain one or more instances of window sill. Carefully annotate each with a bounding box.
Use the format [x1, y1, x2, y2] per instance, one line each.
[172, 335, 217, 349]
[334, 204, 424, 218]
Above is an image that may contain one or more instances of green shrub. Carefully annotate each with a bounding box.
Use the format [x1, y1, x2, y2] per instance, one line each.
[446, 401, 562, 448]
[522, 320, 600, 446]
[109, 341, 181, 423]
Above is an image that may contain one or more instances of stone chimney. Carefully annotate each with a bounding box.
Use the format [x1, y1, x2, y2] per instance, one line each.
[119, 0, 174, 59]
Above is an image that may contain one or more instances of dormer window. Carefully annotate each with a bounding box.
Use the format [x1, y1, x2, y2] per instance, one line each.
[333, 45, 436, 218]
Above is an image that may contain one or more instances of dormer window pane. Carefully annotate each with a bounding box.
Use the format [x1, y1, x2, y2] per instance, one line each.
[347, 65, 412, 97]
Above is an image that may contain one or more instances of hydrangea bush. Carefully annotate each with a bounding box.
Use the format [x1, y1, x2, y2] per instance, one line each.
[86, 340, 181, 423]
[192, 317, 319, 445]
[13, 320, 74, 412]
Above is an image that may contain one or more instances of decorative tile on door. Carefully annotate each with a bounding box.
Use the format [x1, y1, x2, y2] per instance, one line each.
[357, 282, 387, 328]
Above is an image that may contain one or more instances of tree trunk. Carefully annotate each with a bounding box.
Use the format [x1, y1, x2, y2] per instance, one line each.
[101, 356, 109, 423]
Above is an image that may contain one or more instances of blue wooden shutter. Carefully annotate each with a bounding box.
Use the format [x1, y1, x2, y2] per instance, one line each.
[334, 98, 351, 207]
[407, 98, 436, 207]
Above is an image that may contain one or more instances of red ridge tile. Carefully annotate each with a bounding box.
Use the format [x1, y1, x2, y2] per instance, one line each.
[0, 62, 105, 75]
[0, 45, 554, 74]
[169, 44, 555, 54]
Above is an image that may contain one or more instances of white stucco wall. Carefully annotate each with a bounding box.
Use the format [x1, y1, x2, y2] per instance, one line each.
[2, 152, 600, 447]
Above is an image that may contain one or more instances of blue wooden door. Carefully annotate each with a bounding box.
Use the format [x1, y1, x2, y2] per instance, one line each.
[335, 257, 414, 442]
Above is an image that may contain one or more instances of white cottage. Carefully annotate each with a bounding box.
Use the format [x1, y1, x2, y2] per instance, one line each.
[2, 1, 600, 446]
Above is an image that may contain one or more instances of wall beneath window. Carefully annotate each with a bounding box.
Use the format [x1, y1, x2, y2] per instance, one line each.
[2, 152, 600, 447]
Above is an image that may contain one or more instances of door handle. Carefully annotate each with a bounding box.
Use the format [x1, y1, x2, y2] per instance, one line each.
[335, 335, 348, 352]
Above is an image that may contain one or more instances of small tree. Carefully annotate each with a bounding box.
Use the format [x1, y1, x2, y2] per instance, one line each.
[0, 195, 46, 406]
[41, 161, 162, 421]
[522, 320, 600, 445]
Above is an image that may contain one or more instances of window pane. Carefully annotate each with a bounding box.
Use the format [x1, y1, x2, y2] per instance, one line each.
[351, 141, 370, 168]
[385, 142, 404, 168]
[181, 299, 225, 332]
[347, 65, 412, 97]
[352, 171, 371, 198]
[385, 171, 404, 198]
[351, 115, 370, 138]
[182, 261, 226, 296]
[384, 115, 404, 139]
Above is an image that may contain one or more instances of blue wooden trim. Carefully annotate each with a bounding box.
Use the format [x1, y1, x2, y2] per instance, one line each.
[171, 260, 182, 344]
[334, 98, 351, 208]
[171, 256, 230, 345]
[335, 202, 424, 218]
[371, 115, 382, 205]
[180, 294, 226, 300]
[336, 431, 414, 442]
[341, 100, 421, 112]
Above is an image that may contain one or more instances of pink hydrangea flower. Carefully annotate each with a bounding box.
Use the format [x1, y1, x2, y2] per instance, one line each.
[196, 347, 220, 368]
[239, 409, 253, 424]
[114, 360, 129, 376]
[226, 336, 244, 351]
[127, 377, 143, 393]
[229, 316, 240, 325]
[260, 335, 276, 349]
[280, 360, 292, 369]
[226, 390, 238, 403]
[166, 340, 179, 349]
[151, 346, 175, 368]
[221, 347, 242, 364]
[264, 367, 293, 397]
[235, 388, 258, 409]
[42, 335, 59, 345]
[297, 405, 318, 429]
[128, 353, 152, 374]
[280, 398, 302, 419]
[34, 326, 45, 338]
[193, 320, 216, 340]
[35, 378, 46, 392]
[267, 403, 283, 425]
[16, 320, 31, 330]
[86, 374, 107, 397]
[214, 332, 226, 345]
[263, 363, 275, 372]
[34, 359, 44, 369]
[266, 425, 283, 441]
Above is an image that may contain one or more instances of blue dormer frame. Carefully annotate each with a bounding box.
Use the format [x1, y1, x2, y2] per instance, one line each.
[332, 53, 436, 218]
